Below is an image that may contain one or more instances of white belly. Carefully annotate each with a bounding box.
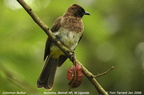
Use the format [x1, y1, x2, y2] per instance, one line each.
[54, 28, 83, 50]
[50, 28, 83, 58]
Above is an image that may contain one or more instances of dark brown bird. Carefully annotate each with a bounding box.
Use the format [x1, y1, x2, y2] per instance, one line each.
[37, 4, 90, 90]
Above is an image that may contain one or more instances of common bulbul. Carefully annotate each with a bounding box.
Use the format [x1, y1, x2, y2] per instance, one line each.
[37, 4, 90, 90]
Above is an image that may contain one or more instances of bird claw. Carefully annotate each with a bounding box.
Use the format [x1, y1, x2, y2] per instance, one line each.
[69, 51, 75, 62]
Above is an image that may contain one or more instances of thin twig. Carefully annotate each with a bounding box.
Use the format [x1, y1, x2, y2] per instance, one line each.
[17, 0, 109, 95]
[94, 66, 116, 78]
[0, 64, 41, 95]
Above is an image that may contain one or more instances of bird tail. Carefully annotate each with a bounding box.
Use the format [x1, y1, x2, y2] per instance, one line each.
[37, 56, 58, 90]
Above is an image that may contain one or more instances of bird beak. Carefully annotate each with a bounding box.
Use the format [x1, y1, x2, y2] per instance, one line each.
[84, 11, 90, 15]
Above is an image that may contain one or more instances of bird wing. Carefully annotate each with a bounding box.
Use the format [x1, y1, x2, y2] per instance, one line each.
[51, 16, 62, 32]
[44, 16, 62, 60]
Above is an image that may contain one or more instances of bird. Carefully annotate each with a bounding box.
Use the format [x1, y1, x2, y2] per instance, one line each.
[37, 4, 90, 90]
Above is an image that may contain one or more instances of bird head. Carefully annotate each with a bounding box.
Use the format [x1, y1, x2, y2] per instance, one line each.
[64, 4, 90, 18]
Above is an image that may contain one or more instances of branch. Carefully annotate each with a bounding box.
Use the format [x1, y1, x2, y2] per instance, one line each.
[94, 66, 116, 78]
[0, 63, 41, 95]
[17, 0, 110, 95]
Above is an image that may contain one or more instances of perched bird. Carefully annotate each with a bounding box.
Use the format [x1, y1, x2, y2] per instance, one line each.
[37, 4, 90, 90]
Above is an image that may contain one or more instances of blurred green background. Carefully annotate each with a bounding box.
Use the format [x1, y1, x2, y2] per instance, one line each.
[0, 0, 144, 95]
